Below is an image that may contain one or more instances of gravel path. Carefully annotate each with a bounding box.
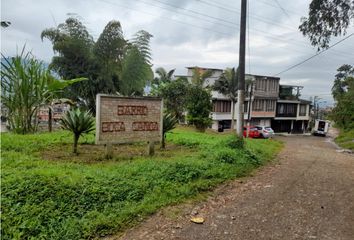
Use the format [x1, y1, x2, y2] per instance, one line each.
[114, 133, 354, 240]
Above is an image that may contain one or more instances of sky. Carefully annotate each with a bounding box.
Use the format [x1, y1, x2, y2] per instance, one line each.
[1, 0, 354, 106]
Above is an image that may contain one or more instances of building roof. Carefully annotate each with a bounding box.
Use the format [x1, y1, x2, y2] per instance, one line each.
[279, 84, 304, 88]
[186, 66, 224, 71]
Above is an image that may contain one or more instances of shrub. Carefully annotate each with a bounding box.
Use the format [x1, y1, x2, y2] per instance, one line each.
[186, 85, 213, 132]
[60, 108, 95, 154]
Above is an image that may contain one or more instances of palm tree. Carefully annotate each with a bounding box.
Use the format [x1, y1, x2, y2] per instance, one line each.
[213, 68, 239, 130]
[191, 67, 213, 87]
[153, 67, 175, 85]
[60, 108, 95, 154]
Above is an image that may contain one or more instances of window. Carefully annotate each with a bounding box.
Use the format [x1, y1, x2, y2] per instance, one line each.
[299, 104, 307, 116]
[276, 103, 297, 117]
[213, 100, 231, 112]
[253, 99, 264, 111]
[244, 101, 248, 113]
[266, 100, 275, 111]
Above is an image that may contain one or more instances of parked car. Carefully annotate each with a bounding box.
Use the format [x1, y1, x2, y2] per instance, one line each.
[243, 126, 261, 138]
[255, 126, 275, 138]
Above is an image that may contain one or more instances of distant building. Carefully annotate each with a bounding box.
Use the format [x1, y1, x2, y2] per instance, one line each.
[179, 66, 311, 133]
[38, 103, 70, 122]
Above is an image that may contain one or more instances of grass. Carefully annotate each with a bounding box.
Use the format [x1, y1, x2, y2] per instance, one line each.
[1, 126, 283, 239]
[335, 128, 354, 150]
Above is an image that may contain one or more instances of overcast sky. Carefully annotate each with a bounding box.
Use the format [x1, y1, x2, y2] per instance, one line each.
[2, 0, 354, 105]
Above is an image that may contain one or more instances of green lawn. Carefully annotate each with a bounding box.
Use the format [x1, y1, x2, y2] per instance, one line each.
[335, 128, 354, 150]
[1, 127, 282, 239]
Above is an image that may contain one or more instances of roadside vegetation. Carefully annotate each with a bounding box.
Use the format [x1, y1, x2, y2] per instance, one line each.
[1, 127, 282, 239]
[331, 64, 354, 150]
[335, 128, 354, 150]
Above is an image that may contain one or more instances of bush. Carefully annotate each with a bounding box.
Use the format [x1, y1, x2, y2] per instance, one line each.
[186, 86, 213, 132]
[224, 135, 244, 149]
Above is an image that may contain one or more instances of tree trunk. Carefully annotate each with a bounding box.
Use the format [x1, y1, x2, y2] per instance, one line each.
[231, 100, 235, 130]
[48, 107, 52, 132]
[73, 134, 79, 154]
[161, 133, 166, 149]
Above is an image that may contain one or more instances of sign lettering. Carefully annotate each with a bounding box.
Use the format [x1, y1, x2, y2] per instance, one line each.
[132, 122, 159, 131]
[117, 105, 147, 115]
[102, 122, 125, 132]
[96, 95, 162, 144]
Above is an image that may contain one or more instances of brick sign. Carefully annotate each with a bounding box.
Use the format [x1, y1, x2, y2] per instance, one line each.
[95, 94, 163, 144]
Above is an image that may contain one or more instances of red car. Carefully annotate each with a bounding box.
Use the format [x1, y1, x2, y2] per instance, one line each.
[243, 126, 261, 138]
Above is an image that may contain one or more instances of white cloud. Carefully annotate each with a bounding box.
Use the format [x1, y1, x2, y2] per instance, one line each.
[1, 0, 354, 106]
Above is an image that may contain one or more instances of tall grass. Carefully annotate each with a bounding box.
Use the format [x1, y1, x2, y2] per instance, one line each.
[1, 127, 282, 239]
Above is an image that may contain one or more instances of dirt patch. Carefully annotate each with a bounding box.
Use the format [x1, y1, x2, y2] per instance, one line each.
[41, 143, 193, 163]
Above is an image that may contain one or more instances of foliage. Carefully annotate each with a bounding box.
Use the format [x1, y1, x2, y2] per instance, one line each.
[186, 85, 213, 132]
[335, 128, 354, 150]
[162, 113, 178, 148]
[1, 51, 47, 133]
[213, 67, 239, 129]
[94, 20, 126, 94]
[153, 67, 175, 85]
[299, 0, 354, 50]
[1, 127, 283, 239]
[158, 77, 190, 121]
[42, 17, 153, 110]
[331, 64, 354, 129]
[191, 67, 214, 87]
[60, 108, 95, 154]
[1, 49, 83, 134]
[149, 67, 176, 96]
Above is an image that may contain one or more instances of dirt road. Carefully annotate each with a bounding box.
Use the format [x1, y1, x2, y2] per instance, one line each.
[117, 134, 354, 240]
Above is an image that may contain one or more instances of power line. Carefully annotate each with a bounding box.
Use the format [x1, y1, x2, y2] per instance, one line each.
[98, 0, 235, 37]
[99, 0, 353, 59]
[273, 33, 354, 76]
[273, 0, 292, 19]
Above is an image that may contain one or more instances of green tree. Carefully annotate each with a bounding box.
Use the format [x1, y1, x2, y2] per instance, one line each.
[191, 67, 214, 87]
[186, 85, 213, 132]
[42, 17, 154, 109]
[41, 17, 97, 110]
[60, 108, 95, 154]
[159, 77, 190, 121]
[299, 0, 354, 50]
[213, 68, 239, 129]
[94, 20, 126, 94]
[119, 30, 153, 96]
[149, 67, 175, 96]
[331, 64, 354, 129]
[153, 67, 175, 85]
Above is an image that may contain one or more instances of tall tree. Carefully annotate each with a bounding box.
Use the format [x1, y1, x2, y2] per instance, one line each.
[119, 30, 153, 95]
[153, 67, 175, 85]
[42, 17, 154, 109]
[159, 77, 190, 121]
[213, 68, 239, 129]
[299, 0, 354, 50]
[94, 20, 126, 94]
[331, 64, 354, 129]
[41, 17, 97, 110]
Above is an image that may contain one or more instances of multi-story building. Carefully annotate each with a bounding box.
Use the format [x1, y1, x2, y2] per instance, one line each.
[178, 66, 311, 133]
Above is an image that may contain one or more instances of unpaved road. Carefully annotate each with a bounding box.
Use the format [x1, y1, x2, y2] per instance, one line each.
[116, 133, 354, 240]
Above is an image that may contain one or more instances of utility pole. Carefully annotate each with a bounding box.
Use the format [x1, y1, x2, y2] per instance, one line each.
[246, 82, 253, 138]
[236, 0, 247, 137]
